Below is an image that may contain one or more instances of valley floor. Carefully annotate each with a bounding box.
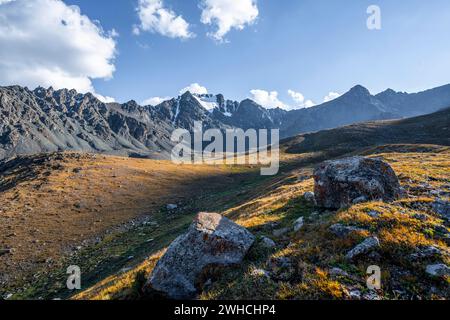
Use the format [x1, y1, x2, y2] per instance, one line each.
[1, 144, 449, 300]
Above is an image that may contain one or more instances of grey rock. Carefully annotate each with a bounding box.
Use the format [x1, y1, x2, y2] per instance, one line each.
[260, 236, 276, 248]
[348, 290, 362, 300]
[425, 264, 450, 277]
[314, 157, 401, 209]
[345, 237, 380, 260]
[367, 210, 382, 218]
[166, 204, 178, 211]
[293, 217, 304, 232]
[329, 224, 365, 238]
[329, 267, 349, 277]
[363, 290, 382, 300]
[352, 196, 368, 204]
[303, 191, 316, 204]
[432, 199, 450, 221]
[409, 246, 442, 261]
[145, 212, 255, 299]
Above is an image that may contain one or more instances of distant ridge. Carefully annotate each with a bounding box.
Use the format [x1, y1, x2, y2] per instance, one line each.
[1, 83, 450, 159]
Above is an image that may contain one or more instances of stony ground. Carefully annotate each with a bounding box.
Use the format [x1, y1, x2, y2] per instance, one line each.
[68, 145, 449, 300]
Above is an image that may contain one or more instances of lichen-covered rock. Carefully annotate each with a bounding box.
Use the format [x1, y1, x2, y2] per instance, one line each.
[144, 212, 255, 299]
[345, 237, 380, 260]
[314, 157, 401, 209]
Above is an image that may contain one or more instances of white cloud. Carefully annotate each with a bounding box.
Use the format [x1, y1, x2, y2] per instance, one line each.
[179, 83, 208, 95]
[200, 0, 259, 41]
[0, 0, 116, 98]
[94, 93, 116, 103]
[142, 96, 171, 105]
[287, 89, 315, 109]
[135, 0, 194, 39]
[250, 89, 286, 109]
[323, 91, 341, 103]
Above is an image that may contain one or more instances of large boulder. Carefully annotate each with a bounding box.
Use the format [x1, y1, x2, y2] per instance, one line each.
[144, 212, 255, 299]
[314, 157, 401, 209]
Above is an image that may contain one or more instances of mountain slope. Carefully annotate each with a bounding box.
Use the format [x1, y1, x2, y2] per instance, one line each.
[283, 107, 450, 155]
[281, 85, 399, 138]
[0, 86, 177, 159]
[2, 83, 450, 160]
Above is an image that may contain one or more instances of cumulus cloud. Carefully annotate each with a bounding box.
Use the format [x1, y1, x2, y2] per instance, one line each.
[250, 89, 286, 109]
[323, 91, 341, 103]
[200, 0, 259, 41]
[287, 89, 315, 109]
[142, 96, 171, 105]
[94, 93, 116, 103]
[0, 0, 116, 97]
[179, 83, 208, 95]
[134, 0, 194, 39]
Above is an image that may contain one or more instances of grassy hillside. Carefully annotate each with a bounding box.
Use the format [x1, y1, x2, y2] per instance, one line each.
[72, 145, 449, 300]
[283, 107, 450, 156]
[0, 152, 267, 299]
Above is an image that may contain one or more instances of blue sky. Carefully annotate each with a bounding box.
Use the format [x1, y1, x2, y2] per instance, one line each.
[1, 0, 450, 108]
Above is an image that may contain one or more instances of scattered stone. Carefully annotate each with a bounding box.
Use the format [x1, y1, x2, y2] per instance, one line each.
[410, 246, 442, 261]
[363, 290, 382, 300]
[166, 204, 178, 211]
[260, 236, 276, 248]
[329, 267, 349, 277]
[303, 192, 316, 204]
[432, 199, 450, 221]
[314, 157, 401, 209]
[293, 217, 304, 232]
[329, 224, 365, 238]
[4, 293, 13, 300]
[425, 264, 450, 278]
[348, 290, 362, 300]
[367, 210, 381, 218]
[273, 227, 290, 237]
[345, 237, 380, 260]
[144, 212, 255, 299]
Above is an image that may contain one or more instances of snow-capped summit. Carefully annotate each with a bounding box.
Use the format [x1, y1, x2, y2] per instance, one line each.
[193, 93, 239, 117]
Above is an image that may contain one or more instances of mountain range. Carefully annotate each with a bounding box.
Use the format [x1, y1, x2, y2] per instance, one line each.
[1, 83, 450, 160]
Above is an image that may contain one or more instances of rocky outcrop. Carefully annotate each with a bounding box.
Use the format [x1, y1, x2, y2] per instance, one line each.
[345, 237, 380, 260]
[314, 157, 402, 209]
[144, 212, 255, 299]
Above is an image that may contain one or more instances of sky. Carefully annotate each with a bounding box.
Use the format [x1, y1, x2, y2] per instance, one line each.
[1, 0, 450, 109]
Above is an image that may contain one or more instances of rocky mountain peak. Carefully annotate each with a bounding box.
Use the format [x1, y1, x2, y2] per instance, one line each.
[347, 85, 371, 97]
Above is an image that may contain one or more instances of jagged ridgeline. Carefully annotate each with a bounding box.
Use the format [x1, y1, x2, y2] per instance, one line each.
[1, 83, 450, 160]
